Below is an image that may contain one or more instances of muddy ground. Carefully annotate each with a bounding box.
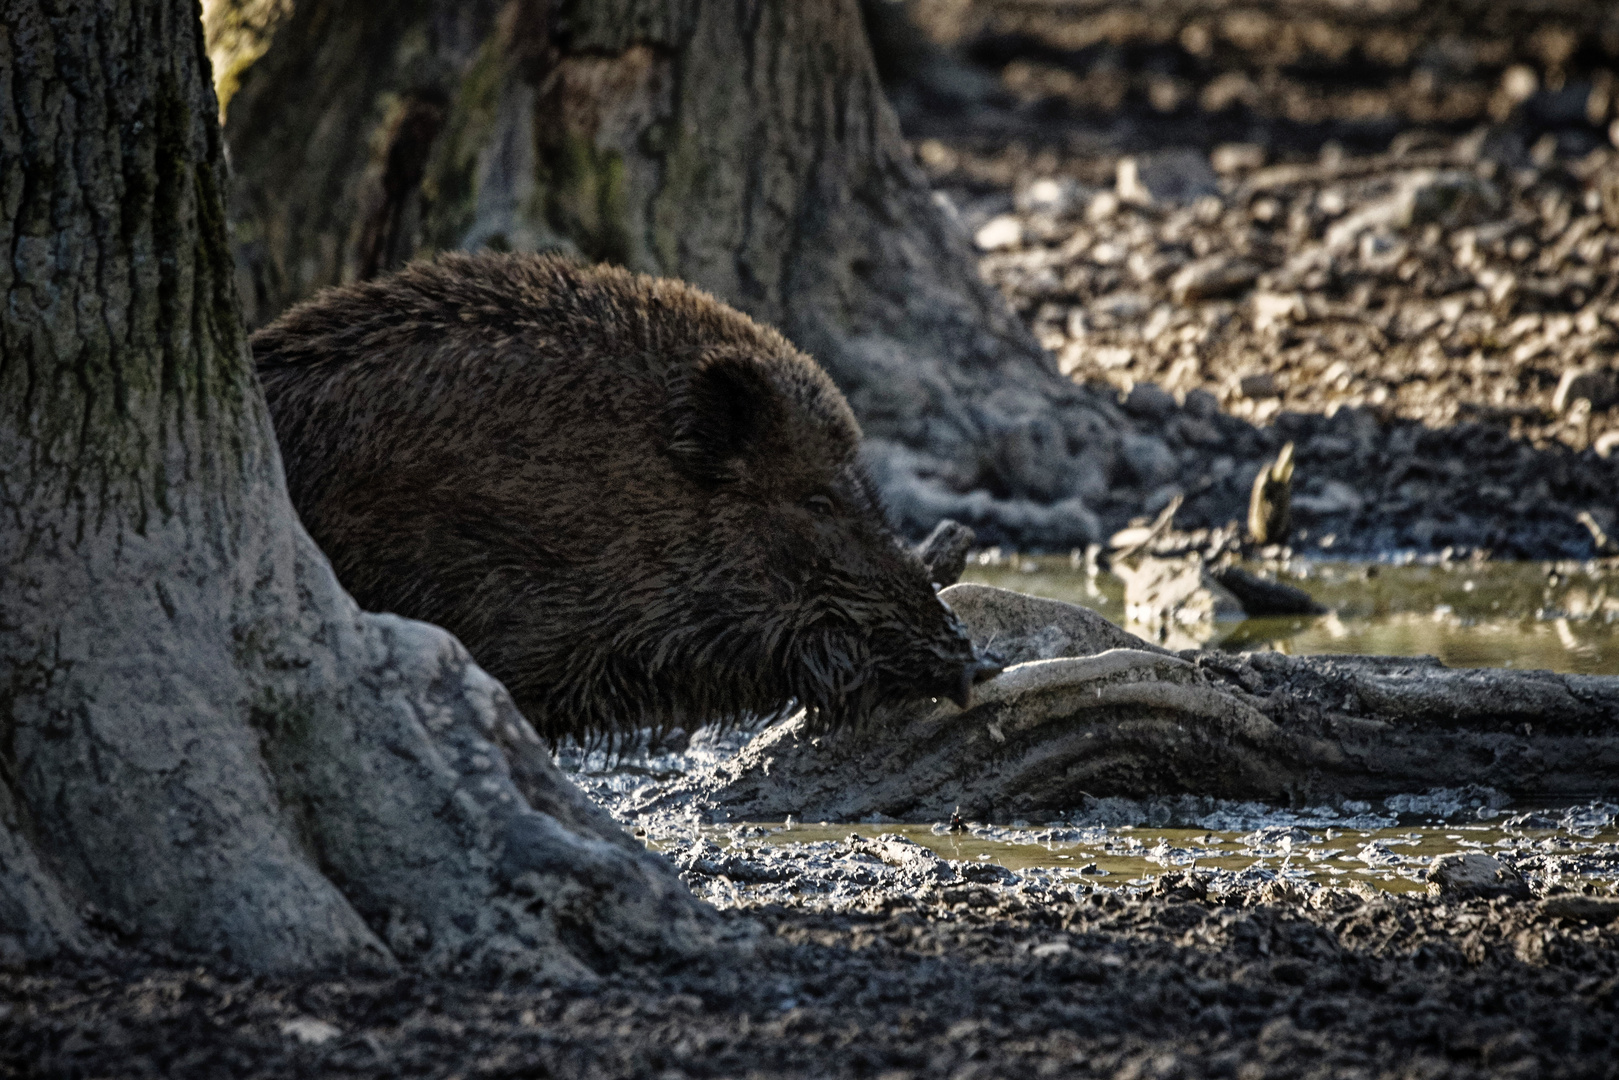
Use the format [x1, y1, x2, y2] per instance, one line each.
[7, 887, 1619, 1079]
[880, 0, 1619, 558]
[8, 753, 1619, 1078]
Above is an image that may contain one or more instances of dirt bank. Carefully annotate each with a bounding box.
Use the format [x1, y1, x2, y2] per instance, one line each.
[881, 0, 1619, 558]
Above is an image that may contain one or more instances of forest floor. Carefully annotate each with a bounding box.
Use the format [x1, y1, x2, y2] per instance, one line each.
[11, 4, 1619, 1078]
[888, 0, 1619, 559]
[8, 752, 1619, 1079]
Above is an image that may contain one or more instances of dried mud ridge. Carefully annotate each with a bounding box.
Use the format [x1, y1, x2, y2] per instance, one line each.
[879, 0, 1619, 558]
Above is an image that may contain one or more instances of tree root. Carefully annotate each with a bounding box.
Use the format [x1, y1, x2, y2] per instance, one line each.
[647, 585, 1619, 823]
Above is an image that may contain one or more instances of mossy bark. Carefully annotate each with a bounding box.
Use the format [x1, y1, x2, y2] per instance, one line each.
[224, 0, 1119, 547]
[0, 0, 712, 975]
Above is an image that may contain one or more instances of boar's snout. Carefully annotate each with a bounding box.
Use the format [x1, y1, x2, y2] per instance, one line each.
[948, 651, 1006, 709]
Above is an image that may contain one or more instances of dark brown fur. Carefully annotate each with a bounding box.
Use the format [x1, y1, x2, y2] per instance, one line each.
[254, 253, 996, 743]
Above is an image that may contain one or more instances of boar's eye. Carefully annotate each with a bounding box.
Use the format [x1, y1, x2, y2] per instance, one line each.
[805, 494, 836, 516]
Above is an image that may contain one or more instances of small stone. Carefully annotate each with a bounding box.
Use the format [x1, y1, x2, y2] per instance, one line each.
[1170, 256, 1260, 303]
[974, 215, 1023, 251]
[1016, 177, 1085, 217]
[1183, 388, 1219, 420]
[1292, 480, 1365, 516]
[1257, 879, 1306, 905]
[1552, 367, 1619, 413]
[281, 1018, 342, 1046]
[1117, 149, 1221, 206]
[1151, 871, 1210, 902]
[1503, 811, 1561, 831]
[1086, 190, 1121, 222]
[1401, 170, 1502, 229]
[1092, 290, 1151, 320]
[1122, 382, 1177, 421]
[1251, 291, 1305, 332]
[1120, 433, 1178, 487]
[1426, 852, 1529, 900]
[1238, 372, 1280, 399]
[1486, 271, 1518, 307]
[1500, 64, 1539, 105]
[1210, 142, 1265, 174]
[1175, 415, 1224, 447]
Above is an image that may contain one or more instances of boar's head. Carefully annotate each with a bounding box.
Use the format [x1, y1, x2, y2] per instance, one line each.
[630, 345, 1004, 734]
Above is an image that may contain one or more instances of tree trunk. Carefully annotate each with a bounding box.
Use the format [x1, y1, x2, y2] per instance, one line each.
[1, 0, 712, 976]
[222, 0, 1123, 548]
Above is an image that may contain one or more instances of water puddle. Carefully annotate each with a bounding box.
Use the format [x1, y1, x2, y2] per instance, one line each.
[676, 806, 1619, 896]
[961, 555, 1619, 674]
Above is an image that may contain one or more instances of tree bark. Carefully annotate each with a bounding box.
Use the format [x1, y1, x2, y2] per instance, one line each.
[1, 0, 712, 975]
[644, 586, 1619, 824]
[222, 0, 1122, 548]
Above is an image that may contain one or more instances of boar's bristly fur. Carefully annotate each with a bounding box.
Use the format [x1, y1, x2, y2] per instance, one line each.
[254, 252, 998, 744]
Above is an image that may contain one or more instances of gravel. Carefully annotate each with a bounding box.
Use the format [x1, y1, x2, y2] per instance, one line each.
[885, 0, 1619, 559]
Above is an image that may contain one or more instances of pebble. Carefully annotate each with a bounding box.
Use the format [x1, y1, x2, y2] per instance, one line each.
[973, 215, 1023, 251]
[281, 1018, 342, 1046]
[1553, 367, 1619, 413]
[1121, 382, 1178, 421]
[1238, 372, 1279, 400]
[1169, 256, 1260, 303]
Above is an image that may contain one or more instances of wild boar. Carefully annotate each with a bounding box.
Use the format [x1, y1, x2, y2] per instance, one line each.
[254, 252, 1000, 743]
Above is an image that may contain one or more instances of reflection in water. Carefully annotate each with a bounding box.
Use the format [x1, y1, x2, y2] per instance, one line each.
[961, 555, 1619, 675]
[694, 815, 1619, 896]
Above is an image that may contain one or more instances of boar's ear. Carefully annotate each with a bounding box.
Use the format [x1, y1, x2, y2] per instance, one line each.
[667, 352, 778, 483]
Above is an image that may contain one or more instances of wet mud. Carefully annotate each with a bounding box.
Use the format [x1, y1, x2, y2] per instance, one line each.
[8, 810, 1618, 1079]
[9, 659, 1619, 1078]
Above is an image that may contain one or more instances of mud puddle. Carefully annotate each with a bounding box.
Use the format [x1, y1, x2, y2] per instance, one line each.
[661, 807, 1619, 901]
[964, 553, 1619, 672]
